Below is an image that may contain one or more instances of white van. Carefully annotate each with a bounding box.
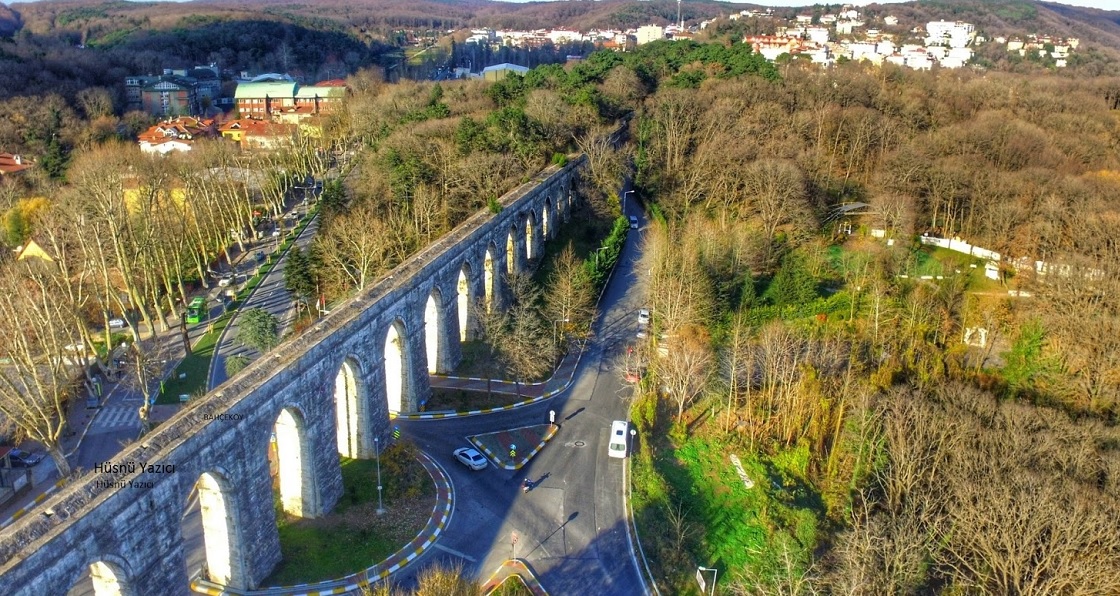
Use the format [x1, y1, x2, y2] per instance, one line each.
[608, 420, 629, 458]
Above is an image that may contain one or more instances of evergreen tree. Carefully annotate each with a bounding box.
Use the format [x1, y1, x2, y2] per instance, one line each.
[765, 254, 818, 307]
[238, 308, 279, 353]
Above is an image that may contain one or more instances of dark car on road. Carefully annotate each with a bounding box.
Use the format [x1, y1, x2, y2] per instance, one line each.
[7, 448, 44, 468]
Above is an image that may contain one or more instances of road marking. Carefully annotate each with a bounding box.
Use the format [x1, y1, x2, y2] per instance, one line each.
[431, 543, 476, 562]
[90, 406, 139, 431]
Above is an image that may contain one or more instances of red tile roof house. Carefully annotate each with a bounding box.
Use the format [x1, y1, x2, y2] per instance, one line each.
[0, 153, 32, 176]
[218, 118, 297, 151]
[137, 117, 218, 155]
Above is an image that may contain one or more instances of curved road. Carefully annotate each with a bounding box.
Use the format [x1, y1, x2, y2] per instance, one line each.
[393, 204, 650, 595]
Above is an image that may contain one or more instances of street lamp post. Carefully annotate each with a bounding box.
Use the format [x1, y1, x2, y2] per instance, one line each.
[696, 566, 718, 595]
[375, 436, 385, 515]
[594, 246, 608, 268]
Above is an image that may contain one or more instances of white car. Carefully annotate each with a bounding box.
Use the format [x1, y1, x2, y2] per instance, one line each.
[108, 318, 127, 330]
[629, 216, 639, 229]
[453, 447, 489, 471]
[217, 275, 234, 288]
[637, 308, 651, 338]
[608, 420, 629, 458]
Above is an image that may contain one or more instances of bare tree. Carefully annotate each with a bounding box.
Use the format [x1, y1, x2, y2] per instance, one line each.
[120, 341, 170, 434]
[657, 324, 714, 423]
[740, 159, 812, 261]
[0, 260, 84, 477]
[544, 243, 596, 347]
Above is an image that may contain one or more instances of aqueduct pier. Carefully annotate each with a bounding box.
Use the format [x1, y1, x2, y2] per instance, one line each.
[0, 157, 585, 595]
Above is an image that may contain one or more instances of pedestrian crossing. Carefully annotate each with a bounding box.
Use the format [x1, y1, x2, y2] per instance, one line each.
[91, 406, 140, 431]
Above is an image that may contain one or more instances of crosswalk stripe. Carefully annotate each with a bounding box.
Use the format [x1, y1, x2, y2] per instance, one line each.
[92, 406, 139, 430]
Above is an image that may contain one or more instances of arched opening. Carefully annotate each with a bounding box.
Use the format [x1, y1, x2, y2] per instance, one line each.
[543, 200, 552, 240]
[385, 320, 410, 413]
[484, 246, 496, 313]
[506, 226, 518, 275]
[195, 471, 247, 588]
[424, 289, 444, 374]
[67, 559, 133, 596]
[525, 214, 534, 261]
[457, 263, 472, 342]
[334, 358, 367, 458]
[273, 407, 320, 517]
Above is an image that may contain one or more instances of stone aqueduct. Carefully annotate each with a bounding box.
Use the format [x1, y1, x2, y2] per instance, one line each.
[0, 157, 586, 595]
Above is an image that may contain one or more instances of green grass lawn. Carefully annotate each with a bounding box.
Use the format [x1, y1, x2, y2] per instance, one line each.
[490, 575, 533, 596]
[156, 312, 232, 404]
[266, 448, 435, 586]
[632, 436, 823, 592]
[426, 387, 528, 412]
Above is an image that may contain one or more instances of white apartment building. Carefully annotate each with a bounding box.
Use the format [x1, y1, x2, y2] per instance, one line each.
[926, 21, 975, 48]
[636, 25, 665, 45]
[806, 26, 830, 44]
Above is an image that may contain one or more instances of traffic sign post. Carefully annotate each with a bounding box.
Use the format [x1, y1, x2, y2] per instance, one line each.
[509, 443, 517, 458]
[696, 566, 717, 595]
[549, 410, 556, 425]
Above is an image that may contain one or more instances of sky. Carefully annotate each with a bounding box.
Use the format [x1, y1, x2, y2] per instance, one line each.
[734, 0, 1118, 9]
[3, 0, 1117, 9]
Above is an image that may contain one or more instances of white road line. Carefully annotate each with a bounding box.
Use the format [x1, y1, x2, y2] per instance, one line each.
[90, 406, 139, 430]
[431, 542, 476, 562]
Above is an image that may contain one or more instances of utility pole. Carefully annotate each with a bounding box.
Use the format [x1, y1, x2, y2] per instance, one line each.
[678, 0, 683, 29]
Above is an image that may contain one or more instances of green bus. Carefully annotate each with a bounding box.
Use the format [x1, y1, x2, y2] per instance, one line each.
[186, 297, 207, 324]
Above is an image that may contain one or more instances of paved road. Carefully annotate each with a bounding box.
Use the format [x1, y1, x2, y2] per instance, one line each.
[393, 202, 650, 595]
[209, 210, 322, 389]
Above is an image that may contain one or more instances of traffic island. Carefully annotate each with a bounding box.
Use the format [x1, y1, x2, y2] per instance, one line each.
[481, 559, 548, 595]
[469, 424, 558, 470]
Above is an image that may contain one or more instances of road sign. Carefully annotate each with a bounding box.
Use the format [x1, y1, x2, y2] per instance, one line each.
[549, 410, 556, 424]
[510, 443, 517, 457]
[392, 426, 401, 440]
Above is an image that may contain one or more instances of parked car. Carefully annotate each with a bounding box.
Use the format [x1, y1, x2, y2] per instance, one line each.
[218, 275, 234, 288]
[453, 447, 489, 471]
[629, 216, 639, 229]
[7, 448, 44, 468]
[608, 421, 629, 458]
[637, 308, 651, 338]
[108, 318, 127, 330]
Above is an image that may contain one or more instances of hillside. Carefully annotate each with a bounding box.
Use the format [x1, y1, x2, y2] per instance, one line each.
[2, 0, 1120, 106]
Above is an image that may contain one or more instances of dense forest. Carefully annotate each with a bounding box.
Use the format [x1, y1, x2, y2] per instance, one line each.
[617, 44, 1120, 593]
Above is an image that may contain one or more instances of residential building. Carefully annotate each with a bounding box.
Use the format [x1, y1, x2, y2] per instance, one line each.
[806, 26, 830, 44]
[926, 21, 975, 48]
[745, 35, 802, 61]
[481, 63, 531, 81]
[0, 153, 32, 177]
[219, 118, 297, 151]
[140, 78, 199, 117]
[293, 80, 347, 115]
[126, 67, 223, 116]
[137, 116, 218, 155]
[234, 81, 299, 119]
[635, 25, 665, 45]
